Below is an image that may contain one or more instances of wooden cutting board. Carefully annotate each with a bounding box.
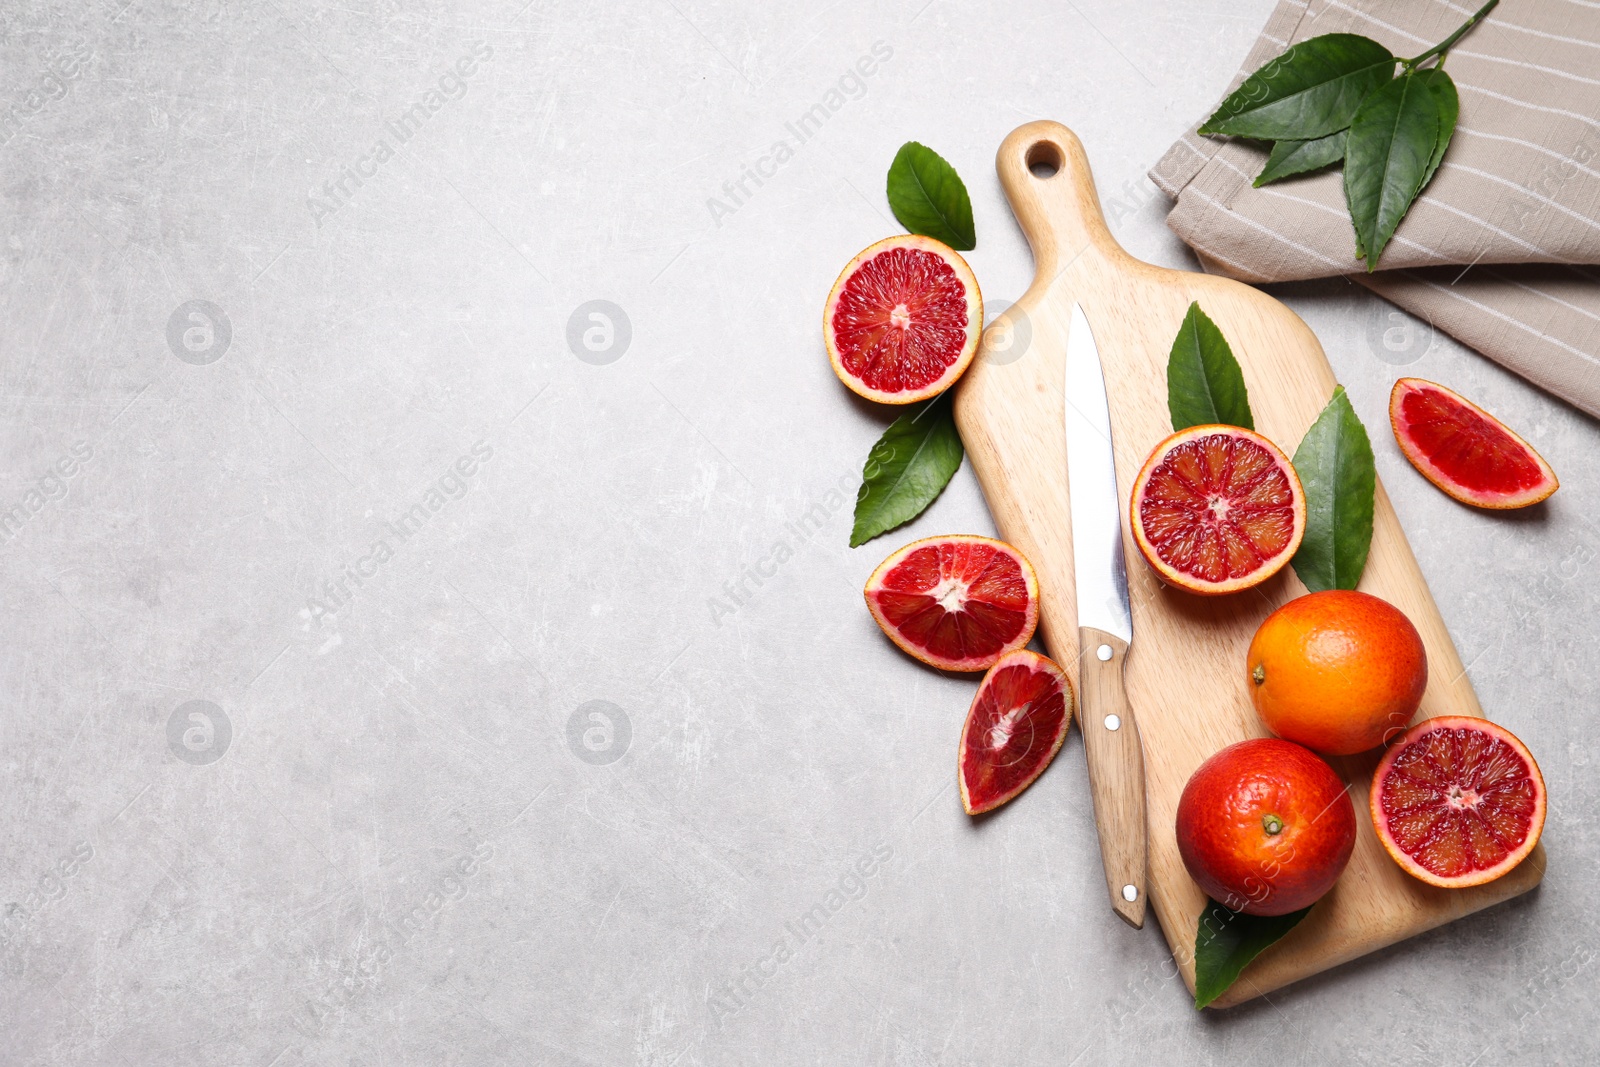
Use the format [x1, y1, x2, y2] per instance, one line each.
[953, 121, 1544, 1009]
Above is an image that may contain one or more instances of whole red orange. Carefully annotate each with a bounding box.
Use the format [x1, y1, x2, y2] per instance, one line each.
[1247, 589, 1427, 756]
[1176, 738, 1356, 916]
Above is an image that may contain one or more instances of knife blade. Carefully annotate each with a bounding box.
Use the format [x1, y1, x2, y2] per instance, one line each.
[1063, 301, 1148, 929]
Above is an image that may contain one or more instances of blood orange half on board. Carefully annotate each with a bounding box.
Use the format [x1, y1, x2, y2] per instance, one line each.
[1390, 378, 1558, 509]
[959, 650, 1074, 815]
[824, 234, 983, 404]
[1370, 716, 1546, 889]
[1129, 425, 1306, 596]
[864, 535, 1038, 672]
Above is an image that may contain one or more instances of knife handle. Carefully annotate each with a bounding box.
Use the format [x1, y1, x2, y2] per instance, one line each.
[1077, 626, 1148, 928]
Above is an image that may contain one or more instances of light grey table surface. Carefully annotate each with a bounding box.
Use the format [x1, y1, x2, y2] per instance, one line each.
[2, 1, 1596, 1064]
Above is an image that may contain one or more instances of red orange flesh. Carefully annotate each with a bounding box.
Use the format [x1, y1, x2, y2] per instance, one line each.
[824, 235, 982, 404]
[958, 650, 1074, 814]
[1130, 425, 1306, 595]
[1390, 378, 1557, 509]
[864, 535, 1038, 672]
[1370, 716, 1546, 888]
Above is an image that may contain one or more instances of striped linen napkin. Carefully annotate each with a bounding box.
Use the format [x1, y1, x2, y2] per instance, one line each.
[1151, 0, 1600, 416]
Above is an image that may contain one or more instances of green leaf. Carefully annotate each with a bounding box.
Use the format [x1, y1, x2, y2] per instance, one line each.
[1167, 302, 1254, 432]
[1291, 386, 1376, 593]
[850, 392, 964, 547]
[1343, 70, 1454, 270]
[1417, 67, 1460, 192]
[1194, 899, 1312, 1009]
[1199, 34, 1395, 140]
[886, 142, 976, 251]
[1254, 130, 1348, 186]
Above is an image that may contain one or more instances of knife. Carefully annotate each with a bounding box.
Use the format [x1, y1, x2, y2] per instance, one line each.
[1062, 301, 1148, 929]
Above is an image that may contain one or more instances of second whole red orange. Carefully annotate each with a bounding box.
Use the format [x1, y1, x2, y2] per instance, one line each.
[1176, 738, 1357, 916]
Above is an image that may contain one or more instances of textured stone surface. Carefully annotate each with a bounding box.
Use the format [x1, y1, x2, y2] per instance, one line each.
[1, 1, 1596, 1063]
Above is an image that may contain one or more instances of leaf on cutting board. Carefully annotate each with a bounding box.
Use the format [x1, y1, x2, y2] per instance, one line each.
[850, 391, 964, 547]
[1193, 898, 1313, 1009]
[1343, 70, 1453, 268]
[886, 142, 976, 251]
[1167, 302, 1255, 432]
[1291, 386, 1376, 593]
[1254, 129, 1348, 187]
[1199, 33, 1395, 141]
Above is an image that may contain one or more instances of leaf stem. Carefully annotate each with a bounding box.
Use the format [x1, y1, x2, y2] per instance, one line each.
[1403, 0, 1498, 70]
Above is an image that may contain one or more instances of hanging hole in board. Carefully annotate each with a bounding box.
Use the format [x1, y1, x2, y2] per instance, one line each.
[1026, 141, 1062, 179]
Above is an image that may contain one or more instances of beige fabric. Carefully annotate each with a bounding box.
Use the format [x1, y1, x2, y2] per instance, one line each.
[1152, 0, 1600, 416]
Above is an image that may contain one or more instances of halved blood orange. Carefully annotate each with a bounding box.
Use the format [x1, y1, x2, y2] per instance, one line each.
[1129, 425, 1306, 596]
[1370, 715, 1546, 888]
[959, 650, 1074, 815]
[1390, 378, 1558, 509]
[824, 234, 982, 404]
[864, 535, 1038, 672]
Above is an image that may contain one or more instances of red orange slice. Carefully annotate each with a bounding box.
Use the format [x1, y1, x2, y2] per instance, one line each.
[1370, 715, 1546, 888]
[1390, 378, 1557, 509]
[864, 535, 1038, 672]
[1129, 425, 1306, 596]
[958, 650, 1073, 815]
[824, 235, 982, 404]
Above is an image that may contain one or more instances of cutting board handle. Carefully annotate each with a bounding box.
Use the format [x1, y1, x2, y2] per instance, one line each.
[996, 121, 1128, 281]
